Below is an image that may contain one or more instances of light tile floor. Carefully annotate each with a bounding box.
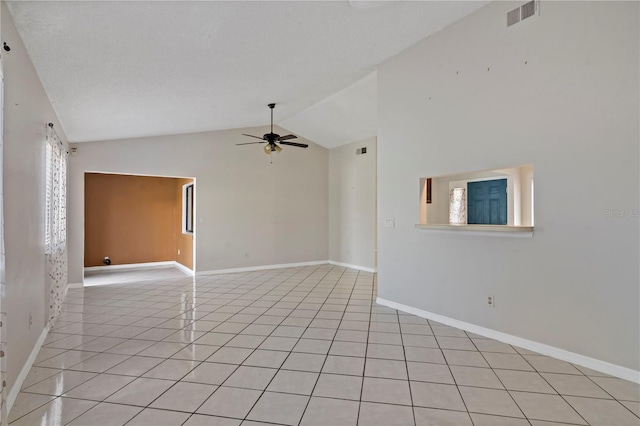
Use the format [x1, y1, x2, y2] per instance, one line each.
[9, 265, 640, 425]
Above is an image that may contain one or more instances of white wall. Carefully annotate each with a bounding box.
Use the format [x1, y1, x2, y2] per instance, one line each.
[378, 1, 639, 371]
[329, 137, 376, 270]
[2, 2, 68, 391]
[68, 128, 328, 283]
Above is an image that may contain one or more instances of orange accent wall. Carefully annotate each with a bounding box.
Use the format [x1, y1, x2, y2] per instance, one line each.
[176, 178, 194, 270]
[84, 173, 193, 268]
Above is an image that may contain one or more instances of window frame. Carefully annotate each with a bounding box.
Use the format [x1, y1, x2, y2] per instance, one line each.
[182, 182, 194, 235]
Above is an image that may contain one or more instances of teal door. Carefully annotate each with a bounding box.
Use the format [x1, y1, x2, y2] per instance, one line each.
[467, 179, 507, 225]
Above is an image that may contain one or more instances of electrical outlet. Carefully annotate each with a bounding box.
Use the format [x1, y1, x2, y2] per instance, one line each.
[383, 218, 395, 228]
[29, 312, 33, 329]
[487, 295, 495, 308]
[245, 252, 250, 258]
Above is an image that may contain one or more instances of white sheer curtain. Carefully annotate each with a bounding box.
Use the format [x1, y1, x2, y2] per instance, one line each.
[0, 61, 7, 426]
[45, 125, 67, 326]
[449, 187, 467, 225]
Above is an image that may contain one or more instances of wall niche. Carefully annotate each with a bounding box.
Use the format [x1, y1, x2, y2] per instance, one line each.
[419, 164, 534, 228]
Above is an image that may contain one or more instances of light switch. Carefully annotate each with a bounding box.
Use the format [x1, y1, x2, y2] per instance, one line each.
[383, 218, 395, 228]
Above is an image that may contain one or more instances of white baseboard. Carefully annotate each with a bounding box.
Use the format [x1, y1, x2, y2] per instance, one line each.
[196, 260, 329, 276]
[173, 261, 194, 276]
[328, 260, 376, 273]
[84, 261, 175, 273]
[7, 325, 50, 414]
[376, 297, 640, 384]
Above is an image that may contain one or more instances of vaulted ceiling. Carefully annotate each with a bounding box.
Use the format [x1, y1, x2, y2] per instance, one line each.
[7, 1, 487, 146]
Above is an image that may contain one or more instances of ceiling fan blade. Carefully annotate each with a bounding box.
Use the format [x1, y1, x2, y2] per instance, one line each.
[278, 134, 297, 141]
[279, 141, 308, 148]
[242, 133, 265, 140]
[236, 142, 264, 146]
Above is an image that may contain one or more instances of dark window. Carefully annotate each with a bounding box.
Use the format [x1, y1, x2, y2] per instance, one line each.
[184, 183, 194, 233]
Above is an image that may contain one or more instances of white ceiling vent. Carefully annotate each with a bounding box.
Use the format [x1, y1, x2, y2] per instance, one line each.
[521, 0, 537, 20]
[507, 0, 539, 27]
[507, 8, 521, 27]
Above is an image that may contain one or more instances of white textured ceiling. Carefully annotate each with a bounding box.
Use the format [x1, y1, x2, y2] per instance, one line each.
[7, 1, 488, 145]
[280, 71, 377, 149]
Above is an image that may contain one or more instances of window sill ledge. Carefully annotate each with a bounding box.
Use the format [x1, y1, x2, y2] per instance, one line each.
[415, 224, 533, 237]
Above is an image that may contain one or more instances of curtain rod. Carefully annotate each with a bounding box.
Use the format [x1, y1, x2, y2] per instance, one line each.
[47, 123, 64, 147]
[47, 123, 68, 155]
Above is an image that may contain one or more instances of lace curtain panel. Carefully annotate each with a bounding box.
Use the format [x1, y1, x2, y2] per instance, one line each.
[449, 187, 467, 225]
[46, 126, 68, 327]
[0, 69, 7, 426]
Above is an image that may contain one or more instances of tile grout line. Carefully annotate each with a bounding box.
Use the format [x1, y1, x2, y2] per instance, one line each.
[467, 336, 530, 424]
[353, 270, 375, 426]
[510, 348, 591, 425]
[17, 267, 315, 424]
[133, 268, 303, 422]
[396, 305, 417, 426]
[14, 273, 220, 423]
[183, 264, 345, 424]
[236, 265, 347, 424]
[295, 267, 359, 425]
[427, 317, 478, 425]
[165, 265, 335, 425]
[580, 372, 640, 419]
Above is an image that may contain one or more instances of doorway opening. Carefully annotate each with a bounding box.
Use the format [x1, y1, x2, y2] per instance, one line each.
[83, 172, 196, 285]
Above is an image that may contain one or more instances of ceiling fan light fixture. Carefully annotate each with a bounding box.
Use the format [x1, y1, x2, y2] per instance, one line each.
[263, 144, 282, 155]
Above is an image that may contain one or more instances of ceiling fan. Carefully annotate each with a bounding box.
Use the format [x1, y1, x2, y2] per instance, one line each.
[236, 103, 308, 155]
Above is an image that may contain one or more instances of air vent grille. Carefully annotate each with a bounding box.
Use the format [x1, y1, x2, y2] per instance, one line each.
[507, 8, 520, 27]
[521, 0, 536, 20]
[508, 0, 538, 27]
